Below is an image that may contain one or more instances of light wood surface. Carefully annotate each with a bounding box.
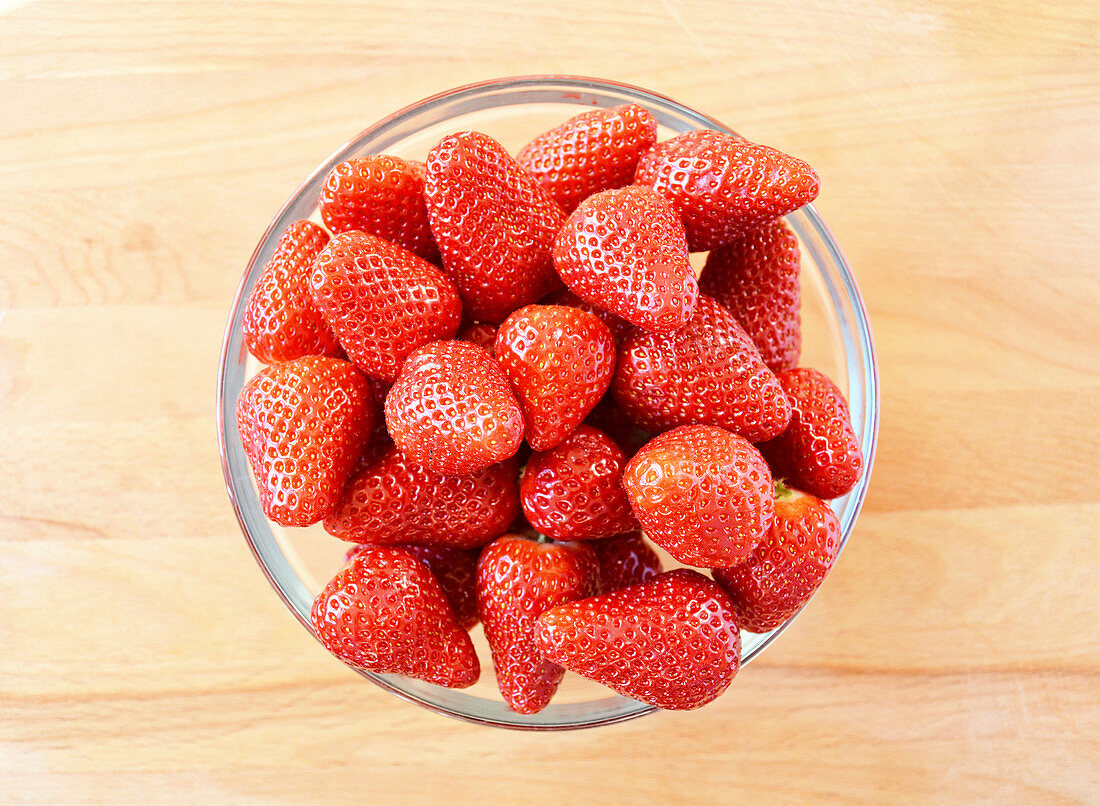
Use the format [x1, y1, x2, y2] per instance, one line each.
[2, 1, 1098, 803]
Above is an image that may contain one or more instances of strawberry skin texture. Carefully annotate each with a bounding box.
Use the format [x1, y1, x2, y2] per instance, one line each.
[592, 532, 662, 593]
[535, 569, 741, 710]
[457, 320, 498, 353]
[611, 295, 791, 442]
[425, 131, 565, 323]
[476, 534, 600, 714]
[311, 546, 479, 687]
[622, 425, 774, 567]
[385, 341, 524, 476]
[520, 425, 638, 541]
[494, 305, 616, 451]
[553, 185, 698, 333]
[236, 356, 375, 527]
[516, 103, 658, 213]
[542, 288, 634, 345]
[242, 220, 342, 364]
[310, 231, 462, 383]
[635, 130, 820, 251]
[712, 482, 841, 633]
[758, 368, 864, 499]
[346, 542, 480, 631]
[699, 219, 802, 372]
[318, 155, 440, 263]
[324, 445, 518, 549]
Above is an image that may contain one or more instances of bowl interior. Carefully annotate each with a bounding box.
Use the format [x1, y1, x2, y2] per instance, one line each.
[217, 76, 879, 730]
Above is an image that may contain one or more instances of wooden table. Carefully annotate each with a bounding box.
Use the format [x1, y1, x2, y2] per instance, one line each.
[2, 1, 1097, 802]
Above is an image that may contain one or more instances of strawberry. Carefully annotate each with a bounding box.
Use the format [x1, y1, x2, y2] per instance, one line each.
[318, 155, 440, 263]
[242, 220, 342, 363]
[622, 425, 773, 567]
[712, 481, 841, 633]
[457, 320, 498, 353]
[535, 569, 741, 710]
[385, 341, 524, 475]
[635, 129, 820, 251]
[325, 445, 518, 548]
[311, 546, 479, 687]
[698, 219, 801, 372]
[542, 288, 634, 345]
[425, 131, 565, 323]
[584, 396, 651, 457]
[592, 532, 662, 593]
[309, 231, 462, 383]
[236, 356, 375, 527]
[346, 542, 480, 631]
[552, 185, 697, 333]
[758, 368, 864, 499]
[520, 425, 638, 541]
[611, 295, 791, 442]
[516, 103, 658, 213]
[494, 305, 616, 451]
[476, 534, 600, 714]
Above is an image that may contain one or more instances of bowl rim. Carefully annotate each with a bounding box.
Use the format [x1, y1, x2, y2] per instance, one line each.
[216, 73, 880, 731]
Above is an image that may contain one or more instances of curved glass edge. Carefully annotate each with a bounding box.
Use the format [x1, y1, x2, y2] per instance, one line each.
[216, 75, 880, 731]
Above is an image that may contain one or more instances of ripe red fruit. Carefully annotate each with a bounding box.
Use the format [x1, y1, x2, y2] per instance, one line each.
[346, 542, 480, 631]
[242, 220, 342, 363]
[758, 368, 864, 499]
[494, 305, 616, 451]
[542, 288, 634, 345]
[712, 482, 841, 633]
[584, 396, 651, 457]
[236, 356, 375, 527]
[309, 231, 462, 383]
[535, 569, 741, 710]
[622, 425, 774, 567]
[385, 341, 524, 475]
[612, 295, 791, 442]
[635, 130, 819, 251]
[476, 534, 600, 714]
[457, 320, 498, 353]
[699, 219, 801, 372]
[324, 446, 518, 548]
[592, 532, 662, 593]
[553, 185, 697, 333]
[318, 155, 440, 263]
[311, 546, 479, 687]
[516, 103, 658, 213]
[520, 425, 638, 541]
[425, 131, 565, 323]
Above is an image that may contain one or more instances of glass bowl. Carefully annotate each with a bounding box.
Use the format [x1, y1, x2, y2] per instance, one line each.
[216, 75, 879, 730]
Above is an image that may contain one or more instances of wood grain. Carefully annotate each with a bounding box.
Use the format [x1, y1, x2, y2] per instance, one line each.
[1, 0, 1098, 803]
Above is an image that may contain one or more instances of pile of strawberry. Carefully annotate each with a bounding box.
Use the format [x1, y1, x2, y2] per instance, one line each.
[236, 103, 864, 714]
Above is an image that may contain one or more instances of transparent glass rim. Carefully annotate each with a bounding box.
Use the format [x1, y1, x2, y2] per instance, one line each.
[216, 74, 880, 731]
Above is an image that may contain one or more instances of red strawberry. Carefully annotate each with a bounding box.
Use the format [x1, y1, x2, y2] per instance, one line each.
[622, 425, 773, 567]
[712, 481, 841, 633]
[592, 532, 662, 593]
[635, 129, 819, 250]
[325, 446, 518, 548]
[699, 219, 801, 372]
[457, 320, 498, 353]
[553, 185, 697, 333]
[242, 220, 342, 363]
[520, 425, 638, 541]
[309, 231, 462, 383]
[758, 368, 864, 499]
[494, 305, 616, 451]
[612, 295, 791, 442]
[535, 569, 741, 710]
[346, 542, 480, 631]
[318, 155, 440, 263]
[476, 534, 600, 714]
[236, 356, 375, 527]
[311, 546, 479, 687]
[584, 396, 651, 457]
[516, 103, 658, 213]
[425, 131, 565, 323]
[385, 341, 524, 475]
[542, 288, 634, 344]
